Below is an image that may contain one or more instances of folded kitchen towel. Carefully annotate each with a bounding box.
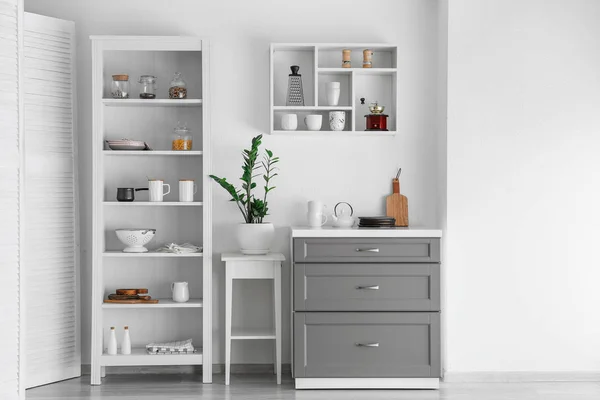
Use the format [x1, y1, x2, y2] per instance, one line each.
[146, 338, 194, 354]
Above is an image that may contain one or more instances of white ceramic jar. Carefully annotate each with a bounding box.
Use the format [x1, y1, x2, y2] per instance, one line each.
[281, 114, 298, 130]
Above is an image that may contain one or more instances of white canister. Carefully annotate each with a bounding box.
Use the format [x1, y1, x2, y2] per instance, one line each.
[329, 111, 346, 131]
[149, 179, 170, 202]
[326, 82, 341, 106]
[171, 281, 190, 303]
[179, 179, 197, 202]
[281, 113, 298, 131]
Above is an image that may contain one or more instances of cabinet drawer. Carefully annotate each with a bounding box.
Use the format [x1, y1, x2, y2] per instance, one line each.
[294, 263, 440, 311]
[293, 238, 440, 263]
[293, 312, 440, 378]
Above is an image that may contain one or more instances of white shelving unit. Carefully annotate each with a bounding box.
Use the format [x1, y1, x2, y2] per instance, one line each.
[90, 36, 212, 385]
[270, 43, 398, 136]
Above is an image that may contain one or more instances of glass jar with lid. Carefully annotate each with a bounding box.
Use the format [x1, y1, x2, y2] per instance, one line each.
[172, 121, 192, 151]
[138, 75, 157, 99]
[111, 74, 129, 98]
[169, 72, 188, 99]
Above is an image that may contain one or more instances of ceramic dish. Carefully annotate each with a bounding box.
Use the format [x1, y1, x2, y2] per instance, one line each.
[106, 139, 148, 151]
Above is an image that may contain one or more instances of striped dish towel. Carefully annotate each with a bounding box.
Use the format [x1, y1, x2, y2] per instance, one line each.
[146, 339, 195, 354]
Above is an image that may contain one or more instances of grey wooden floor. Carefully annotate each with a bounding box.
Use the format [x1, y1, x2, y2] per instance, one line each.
[26, 373, 600, 400]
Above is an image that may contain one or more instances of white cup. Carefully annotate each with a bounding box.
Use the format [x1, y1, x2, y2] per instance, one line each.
[326, 82, 341, 106]
[179, 179, 197, 202]
[281, 114, 298, 131]
[308, 212, 328, 228]
[149, 179, 170, 202]
[329, 111, 346, 131]
[304, 114, 322, 131]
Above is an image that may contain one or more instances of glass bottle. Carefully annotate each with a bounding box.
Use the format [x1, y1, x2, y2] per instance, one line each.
[111, 74, 129, 99]
[172, 121, 192, 151]
[169, 72, 187, 99]
[138, 75, 157, 99]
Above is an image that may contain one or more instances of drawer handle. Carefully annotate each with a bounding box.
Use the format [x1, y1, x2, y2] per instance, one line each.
[355, 248, 379, 253]
[355, 342, 380, 348]
[356, 285, 380, 290]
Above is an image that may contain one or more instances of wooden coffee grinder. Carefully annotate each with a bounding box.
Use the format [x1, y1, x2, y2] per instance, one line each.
[386, 168, 408, 227]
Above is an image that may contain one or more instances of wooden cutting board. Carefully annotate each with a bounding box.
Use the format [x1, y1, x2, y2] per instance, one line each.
[386, 178, 408, 227]
[104, 299, 159, 304]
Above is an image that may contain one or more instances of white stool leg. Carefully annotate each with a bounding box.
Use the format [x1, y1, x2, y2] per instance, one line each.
[274, 263, 282, 384]
[225, 267, 232, 385]
[101, 366, 106, 378]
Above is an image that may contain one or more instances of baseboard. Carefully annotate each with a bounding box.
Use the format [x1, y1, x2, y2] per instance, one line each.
[443, 371, 600, 383]
[82, 363, 291, 375]
[295, 378, 439, 389]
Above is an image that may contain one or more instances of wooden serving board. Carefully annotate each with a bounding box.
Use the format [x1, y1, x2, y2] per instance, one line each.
[108, 294, 152, 301]
[104, 299, 159, 304]
[386, 178, 408, 227]
[116, 288, 148, 295]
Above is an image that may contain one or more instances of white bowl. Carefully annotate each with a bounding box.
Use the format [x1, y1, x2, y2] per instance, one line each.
[115, 229, 156, 253]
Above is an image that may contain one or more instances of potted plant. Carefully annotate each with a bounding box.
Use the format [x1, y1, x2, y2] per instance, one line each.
[210, 135, 279, 254]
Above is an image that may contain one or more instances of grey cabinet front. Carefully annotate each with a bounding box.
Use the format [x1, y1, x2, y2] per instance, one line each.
[294, 312, 441, 378]
[293, 238, 440, 263]
[294, 263, 440, 311]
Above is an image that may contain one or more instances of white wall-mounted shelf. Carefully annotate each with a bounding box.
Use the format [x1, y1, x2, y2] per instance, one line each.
[102, 299, 203, 309]
[91, 35, 212, 385]
[270, 43, 398, 135]
[100, 348, 203, 366]
[103, 150, 203, 156]
[102, 98, 202, 107]
[103, 251, 203, 258]
[103, 202, 203, 207]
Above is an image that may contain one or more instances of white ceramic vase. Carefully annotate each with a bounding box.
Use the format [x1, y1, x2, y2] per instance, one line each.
[281, 113, 298, 131]
[326, 82, 341, 106]
[329, 111, 346, 131]
[236, 223, 275, 255]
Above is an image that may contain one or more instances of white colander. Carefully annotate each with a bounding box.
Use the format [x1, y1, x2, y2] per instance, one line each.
[115, 229, 156, 253]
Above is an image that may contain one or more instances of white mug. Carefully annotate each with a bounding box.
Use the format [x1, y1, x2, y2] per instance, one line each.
[329, 111, 346, 131]
[149, 179, 170, 202]
[179, 179, 197, 202]
[308, 212, 327, 227]
[304, 114, 322, 131]
[171, 281, 189, 303]
[281, 114, 298, 131]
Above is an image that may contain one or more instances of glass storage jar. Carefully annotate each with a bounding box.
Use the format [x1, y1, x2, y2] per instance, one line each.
[138, 75, 157, 99]
[111, 74, 130, 98]
[172, 122, 192, 150]
[169, 72, 187, 99]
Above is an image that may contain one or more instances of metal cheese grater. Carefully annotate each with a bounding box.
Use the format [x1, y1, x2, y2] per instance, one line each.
[286, 65, 304, 106]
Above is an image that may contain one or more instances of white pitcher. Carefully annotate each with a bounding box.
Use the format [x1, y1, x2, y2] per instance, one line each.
[171, 281, 189, 303]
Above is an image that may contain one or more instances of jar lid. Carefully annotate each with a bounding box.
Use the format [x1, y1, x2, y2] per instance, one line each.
[179, 179, 194, 181]
[139, 75, 157, 82]
[112, 74, 129, 81]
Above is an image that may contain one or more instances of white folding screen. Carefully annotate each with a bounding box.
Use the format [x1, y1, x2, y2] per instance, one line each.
[22, 12, 80, 389]
[0, 0, 23, 399]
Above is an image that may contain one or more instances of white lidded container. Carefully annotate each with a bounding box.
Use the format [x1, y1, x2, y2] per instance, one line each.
[121, 326, 131, 355]
[107, 326, 117, 355]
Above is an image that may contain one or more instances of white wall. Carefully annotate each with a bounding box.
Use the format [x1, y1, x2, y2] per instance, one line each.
[446, 0, 600, 374]
[25, 0, 442, 365]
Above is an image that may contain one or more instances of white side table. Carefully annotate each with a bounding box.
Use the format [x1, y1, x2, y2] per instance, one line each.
[222, 252, 285, 385]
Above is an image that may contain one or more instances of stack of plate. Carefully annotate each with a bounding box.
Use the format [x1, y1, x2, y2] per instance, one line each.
[358, 216, 396, 228]
[106, 139, 149, 151]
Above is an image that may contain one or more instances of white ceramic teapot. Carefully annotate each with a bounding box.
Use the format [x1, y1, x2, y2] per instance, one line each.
[171, 281, 190, 303]
[331, 202, 355, 228]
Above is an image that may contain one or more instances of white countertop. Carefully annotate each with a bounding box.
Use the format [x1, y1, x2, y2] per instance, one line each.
[291, 226, 442, 238]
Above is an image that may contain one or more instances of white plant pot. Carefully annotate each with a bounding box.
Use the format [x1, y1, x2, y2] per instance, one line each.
[236, 223, 275, 255]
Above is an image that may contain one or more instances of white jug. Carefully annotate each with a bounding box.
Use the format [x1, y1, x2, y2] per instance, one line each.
[171, 281, 189, 303]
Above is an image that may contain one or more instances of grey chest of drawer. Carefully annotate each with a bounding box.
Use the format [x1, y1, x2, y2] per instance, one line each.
[291, 235, 442, 383]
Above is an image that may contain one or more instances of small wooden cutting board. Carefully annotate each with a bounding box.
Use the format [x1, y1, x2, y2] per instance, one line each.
[386, 178, 408, 227]
[104, 299, 159, 304]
